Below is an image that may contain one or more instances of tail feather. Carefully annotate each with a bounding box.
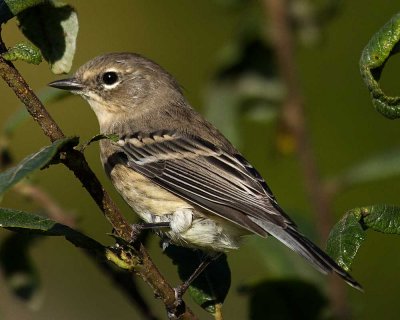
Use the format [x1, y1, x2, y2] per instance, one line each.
[249, 217, 363, 291]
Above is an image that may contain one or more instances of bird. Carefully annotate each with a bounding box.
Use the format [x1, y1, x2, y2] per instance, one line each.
[48, 52, 362, 296]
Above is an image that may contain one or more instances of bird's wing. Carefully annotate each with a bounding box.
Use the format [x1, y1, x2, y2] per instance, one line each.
[115, 130, 363, 290]
[116, 130, 295, 236]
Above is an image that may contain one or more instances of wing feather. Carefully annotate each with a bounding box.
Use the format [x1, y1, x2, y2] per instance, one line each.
[117, 131, 293, 235]
[113, 130, 362, 289]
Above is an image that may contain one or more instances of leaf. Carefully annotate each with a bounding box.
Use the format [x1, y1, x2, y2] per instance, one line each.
[0, 209, 147, 314]
[164, 245, 231, 314]
[330, 147, 400, 190]
[17, 0, 79, 74]
[79, 133, 120, 152]
[0, 207, 106, 253]
[359, 12, 400, 119]
[327, 205, 400, 271]
[0, 0, 45, 24]
[326, 208, 365, 272]
[2, 42, 42, 64]
[0, 233, 41, 302]
[362, 204, 400, 234]
[0, 137, 78, 197]
[0, 207, 57, 230]
[241, 279, 327, 320]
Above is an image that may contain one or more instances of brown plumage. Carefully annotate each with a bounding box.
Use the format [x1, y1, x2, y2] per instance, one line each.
[49, 52, 362, 291]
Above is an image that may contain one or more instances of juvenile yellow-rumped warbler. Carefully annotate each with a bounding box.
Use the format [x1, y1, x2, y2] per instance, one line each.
[49, 52, 361, 292]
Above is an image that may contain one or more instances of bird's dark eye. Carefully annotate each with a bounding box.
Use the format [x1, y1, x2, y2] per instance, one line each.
[102, 72, 119, 85]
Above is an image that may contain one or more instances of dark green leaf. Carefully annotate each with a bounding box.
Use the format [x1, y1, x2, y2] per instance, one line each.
[0, 233, 41, 302]
[2, 42, 42, 64]
[327, 205, 400, 271]
[326, 208, 365, 271]
[0, 137, 78, 197]
[0, 207, 106, 253]
[79, 133, 120, 152]
[0, 0, 45, 24]
[17, 1, 78, 74]
[0, 207, 58, 231]
[241, 279, 327, 320]
[362, 205, 400, 234]
[164, 245, 231, 314]
[360, 12, 400, 119]
[0, 209, 145, 314]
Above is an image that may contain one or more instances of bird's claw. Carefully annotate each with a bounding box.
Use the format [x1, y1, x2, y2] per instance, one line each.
[130, 222, 145, 242]
[173, 286, 183, 307]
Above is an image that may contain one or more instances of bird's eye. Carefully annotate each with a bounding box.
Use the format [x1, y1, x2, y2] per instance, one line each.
[102, 72, 119, 85]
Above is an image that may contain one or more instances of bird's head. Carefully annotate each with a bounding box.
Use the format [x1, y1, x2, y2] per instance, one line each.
[49, 52, 184, 128]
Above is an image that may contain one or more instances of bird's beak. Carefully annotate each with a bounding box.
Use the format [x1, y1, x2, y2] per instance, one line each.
[48, 78, 84, 91]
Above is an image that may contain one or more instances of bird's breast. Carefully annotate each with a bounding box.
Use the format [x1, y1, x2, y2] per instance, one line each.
[106, 163, 247, 251]
[109, 163, 190, 218]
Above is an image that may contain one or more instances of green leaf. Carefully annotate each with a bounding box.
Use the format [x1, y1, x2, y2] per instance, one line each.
[0, 0, 45, 24]
[241, 279, 327, 320]
[0, 137, 78, 197]
[327, 205, 400, 271]
[326, 208, 365, 272]
[0, 207, 58, 230]
[164, 245, 231, 314]
[17, 1, 79, 74]
[360, 12, 400, 119]
[362, 204, 400, 234]
[0, 208, 141, 310]
[79, 133, 120, 152]
[0, 207, 107, 253]
[1, 42, 42, 64]
[0, 233, 41, 302]
[330, 147, 400, 190]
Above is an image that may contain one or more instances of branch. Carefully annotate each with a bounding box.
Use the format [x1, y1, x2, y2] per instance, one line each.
[261, 0, 349, 318]
[0, 34, 196, 319]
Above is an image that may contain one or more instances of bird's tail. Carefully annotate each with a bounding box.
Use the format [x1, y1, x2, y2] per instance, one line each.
[249, 217, 363, 291]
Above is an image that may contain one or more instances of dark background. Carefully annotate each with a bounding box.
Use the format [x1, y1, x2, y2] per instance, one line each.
[1, 1, 400, 319]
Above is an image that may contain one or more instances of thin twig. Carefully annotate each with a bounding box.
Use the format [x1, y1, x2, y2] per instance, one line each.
[0, 33, 196, 319]
[261, 0, 349, 318]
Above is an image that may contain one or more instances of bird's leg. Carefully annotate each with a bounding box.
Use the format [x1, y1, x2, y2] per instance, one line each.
[140, 222, 171, 229]
[174, 252, 222, 306]
[130, 221, 170, 242]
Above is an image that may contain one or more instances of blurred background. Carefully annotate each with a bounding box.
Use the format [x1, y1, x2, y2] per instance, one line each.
[1, 0, 400, 319]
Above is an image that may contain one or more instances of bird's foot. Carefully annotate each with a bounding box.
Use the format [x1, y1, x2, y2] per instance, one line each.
[173, 282, 189, 308]
[130, 221, 170, 242]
